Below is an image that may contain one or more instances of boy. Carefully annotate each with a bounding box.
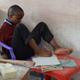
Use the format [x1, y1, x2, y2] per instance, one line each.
[0, 5, 72, 60]
[0, 5, 24, 58]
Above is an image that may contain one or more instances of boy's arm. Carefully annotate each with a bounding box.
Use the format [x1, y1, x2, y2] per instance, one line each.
[50, 38, 61, 49]
[29, 39, 51, 57]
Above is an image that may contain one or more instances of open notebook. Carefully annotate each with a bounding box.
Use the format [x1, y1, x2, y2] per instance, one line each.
[32, 55, 60, 66]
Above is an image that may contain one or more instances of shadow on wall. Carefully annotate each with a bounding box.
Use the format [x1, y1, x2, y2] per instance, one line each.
[0, 9, 7, 27]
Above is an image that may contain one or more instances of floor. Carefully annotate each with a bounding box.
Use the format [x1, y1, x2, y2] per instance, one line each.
[0, 46, 80, 80]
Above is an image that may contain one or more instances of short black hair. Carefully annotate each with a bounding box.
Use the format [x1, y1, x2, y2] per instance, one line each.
[8, 5, 24, 18]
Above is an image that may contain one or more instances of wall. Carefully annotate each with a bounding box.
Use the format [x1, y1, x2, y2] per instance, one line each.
[0, 0, 80, 58]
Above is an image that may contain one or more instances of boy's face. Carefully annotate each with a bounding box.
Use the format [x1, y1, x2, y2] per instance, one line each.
[9, 15, 23, 24]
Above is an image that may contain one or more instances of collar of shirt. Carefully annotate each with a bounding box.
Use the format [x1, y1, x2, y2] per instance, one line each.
[4, 19, 14, 26]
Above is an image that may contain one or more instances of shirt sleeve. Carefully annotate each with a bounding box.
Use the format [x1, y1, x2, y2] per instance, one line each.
[0, 26, 5, 42]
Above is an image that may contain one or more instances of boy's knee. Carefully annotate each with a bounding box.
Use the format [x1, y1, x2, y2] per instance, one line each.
[17, 23, 26, 27]
[37, 22, 47, 26]
[36, 22, 48, 29]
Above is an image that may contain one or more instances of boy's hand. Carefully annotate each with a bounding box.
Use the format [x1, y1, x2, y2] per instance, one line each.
[54, 48, 73, 55]
[35, 48, 52, 57]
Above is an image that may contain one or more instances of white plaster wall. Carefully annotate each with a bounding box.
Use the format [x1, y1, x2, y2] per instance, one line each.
[0, 0, 80, 58]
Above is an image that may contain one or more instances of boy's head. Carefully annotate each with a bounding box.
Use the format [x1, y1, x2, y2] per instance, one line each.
[8, 5, 24, 24]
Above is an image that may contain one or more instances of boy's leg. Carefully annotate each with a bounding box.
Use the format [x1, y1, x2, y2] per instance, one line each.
[31, 22, 54, 44]
[12, 23, 34, 60]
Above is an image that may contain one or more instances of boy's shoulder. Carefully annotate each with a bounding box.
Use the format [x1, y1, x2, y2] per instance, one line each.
[0, 21, 15, 31]
[1, 22, 10, 28]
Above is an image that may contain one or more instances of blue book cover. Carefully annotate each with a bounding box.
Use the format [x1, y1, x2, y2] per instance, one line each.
[60, 59, 77, 67]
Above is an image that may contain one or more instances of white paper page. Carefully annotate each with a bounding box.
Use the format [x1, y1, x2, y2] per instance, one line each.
[32, 55, 60, 66]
